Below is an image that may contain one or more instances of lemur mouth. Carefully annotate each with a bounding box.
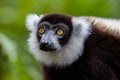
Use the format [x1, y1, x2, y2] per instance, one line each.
[39, 45, 57, 52]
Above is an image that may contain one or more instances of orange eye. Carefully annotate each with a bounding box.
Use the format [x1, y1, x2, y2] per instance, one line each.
[39, 28, 45, 34]
[57, 30, 64, 36]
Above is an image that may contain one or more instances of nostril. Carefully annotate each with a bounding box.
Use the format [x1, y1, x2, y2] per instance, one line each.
[40, 42, 44, 46]
[44, 42, 49, 46]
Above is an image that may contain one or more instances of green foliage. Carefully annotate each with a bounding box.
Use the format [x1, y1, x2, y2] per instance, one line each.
[0, 33, 43, 80]
[0, 0, 120, 80]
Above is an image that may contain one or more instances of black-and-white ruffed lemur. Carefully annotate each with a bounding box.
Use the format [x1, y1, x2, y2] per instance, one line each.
[26, 14, 120, 80]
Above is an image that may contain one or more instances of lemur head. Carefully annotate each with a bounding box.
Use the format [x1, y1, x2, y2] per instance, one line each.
[37, 14, 73, 51]
[26, 14, 91, 67]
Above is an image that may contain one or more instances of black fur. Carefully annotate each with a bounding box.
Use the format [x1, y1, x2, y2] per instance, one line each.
[39, 14, 72, 26]
[42, 29, 120, 80]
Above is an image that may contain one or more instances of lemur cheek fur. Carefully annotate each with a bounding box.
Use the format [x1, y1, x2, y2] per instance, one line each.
[26, 14, 120, 80]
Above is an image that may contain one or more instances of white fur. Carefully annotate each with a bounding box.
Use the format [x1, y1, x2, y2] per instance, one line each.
[26, 14, 43, 31]
[27, 15, 91, 67]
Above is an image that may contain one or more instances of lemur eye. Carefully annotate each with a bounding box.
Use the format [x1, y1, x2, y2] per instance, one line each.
[57, 30, 64, 36]
[39, 28, 45, 34]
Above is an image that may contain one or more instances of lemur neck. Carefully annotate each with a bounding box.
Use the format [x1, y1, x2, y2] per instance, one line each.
[42, 54, 87, 80]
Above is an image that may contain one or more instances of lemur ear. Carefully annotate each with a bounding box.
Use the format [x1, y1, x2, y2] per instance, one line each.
[72, 17, 91, 37]
[26, 14, 44, 31]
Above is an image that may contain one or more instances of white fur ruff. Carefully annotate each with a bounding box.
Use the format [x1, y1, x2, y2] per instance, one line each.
[26, 14, 43, 31]
[26, 14, 91, 67]
[87, 17, 120, 38]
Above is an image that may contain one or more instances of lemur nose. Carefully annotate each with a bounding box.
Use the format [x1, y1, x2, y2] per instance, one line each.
[40, 42, 51, 47]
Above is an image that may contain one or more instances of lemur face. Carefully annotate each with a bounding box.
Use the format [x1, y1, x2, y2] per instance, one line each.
[37, 14, 73, 52]
[26, 13, 91, 66]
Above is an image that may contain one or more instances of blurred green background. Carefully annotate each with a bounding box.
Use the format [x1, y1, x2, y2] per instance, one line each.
[0, 0, 120, 80]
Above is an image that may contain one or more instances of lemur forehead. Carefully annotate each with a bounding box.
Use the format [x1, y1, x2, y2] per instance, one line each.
[39, 14, 72, 25]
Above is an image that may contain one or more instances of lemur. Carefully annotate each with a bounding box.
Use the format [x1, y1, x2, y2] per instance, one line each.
[26, 14, 120, 80]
